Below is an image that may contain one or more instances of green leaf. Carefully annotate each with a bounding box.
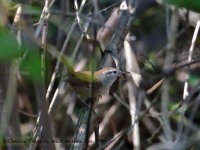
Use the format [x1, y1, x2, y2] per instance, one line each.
[0, 27, 19, 60]
[189, 74, 200, 86]
[169, 102, 179, 111]
[167, 0, 200, 12]
[19, 51, 42, 80]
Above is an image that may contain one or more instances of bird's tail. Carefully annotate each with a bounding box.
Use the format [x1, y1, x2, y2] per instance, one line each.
[60, 55, 75, 75]
[46, 46, 75, 75]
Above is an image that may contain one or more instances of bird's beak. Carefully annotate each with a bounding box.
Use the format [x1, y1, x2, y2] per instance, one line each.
[122, 71, 130, 74]
[119, 71, 129, 79]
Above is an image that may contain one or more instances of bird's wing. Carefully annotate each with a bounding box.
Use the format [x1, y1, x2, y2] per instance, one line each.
[66, 71, 102, 89]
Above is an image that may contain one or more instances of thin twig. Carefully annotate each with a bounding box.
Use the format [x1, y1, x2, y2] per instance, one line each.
[89, 102, 119, 147]
[161, 5, 179, 142]
[127, 82, 140, 150]
[176, 20, 200, 143]
[183, 20, 200, 100]
[0, 63, 17, 139]
[100, 0, 137, 69]
[46, 0, 87, 100]
[71, 20, 91, 60]
[35, 0, 54, 38]
[184, 93, 200, 136]
[74, 0, 90, 39]
[34, 82, 55, 150]
[124, 32, 141, 149]
[41, 0, 49, 100]
[18, 109, 38, 118]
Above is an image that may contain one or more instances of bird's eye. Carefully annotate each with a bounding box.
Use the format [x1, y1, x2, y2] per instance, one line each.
[113, 71, 117, 74]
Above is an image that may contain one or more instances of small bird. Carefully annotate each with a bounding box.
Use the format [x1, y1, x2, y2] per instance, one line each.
[60, 55, 126, 98]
